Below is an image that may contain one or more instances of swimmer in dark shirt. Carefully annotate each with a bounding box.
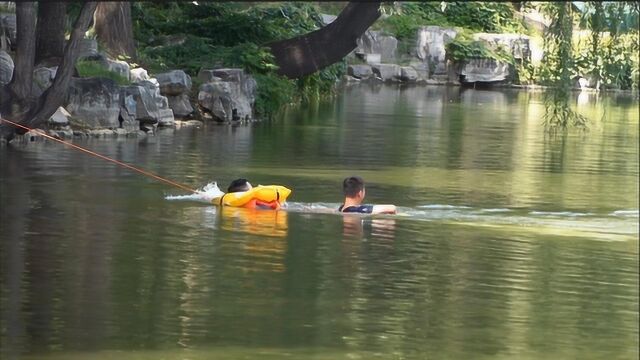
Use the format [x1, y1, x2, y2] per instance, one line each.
[338, 176, 397, 214]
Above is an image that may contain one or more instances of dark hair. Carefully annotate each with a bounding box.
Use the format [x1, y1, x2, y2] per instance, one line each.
[227, 178, 251, 193]
[343, 176, 365, 197]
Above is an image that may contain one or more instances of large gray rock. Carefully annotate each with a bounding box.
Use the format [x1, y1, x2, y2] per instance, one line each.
[167, 94, 194, 118]
[0, 49, 12, 85]
[0, 13, 16, 49]
[101, 58, 130, 81]
[139, 79, 171, 109]
[129, 68, 149, 83]
[156, 70, 192, 96]
[347, 64, 373, 79]
[320, 14, 337, 25]
[197, 68, 256, 122]
[371, 63, 400, 82]
[460, 58, 510, 83]
[156, 109, 175, 127]
[399, 66, 418, 82]
[48, 106, 70, 126]
[198, 82, 238, 122]
[32, 66, 57, 97]
[65, 78, 121, 129]
[473, 33, 532, 62]
[356, 30, 398, 63]
[196, 69, 222, 83]
[201, 68, 257, 104]
[456, 33, 531, 84]
[119, 92, 138, 131]
[77, 38, 99, 59]
[120, 85, 160, 122]
[415, 26, 457, 76]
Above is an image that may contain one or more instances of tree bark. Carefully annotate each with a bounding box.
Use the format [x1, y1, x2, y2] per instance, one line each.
[268, 1, 381, 79]
[9, 2, 37, 100]
[35, 1, 67, 66]
[0, 2, 97, 141]
[94, 2, 136, 59]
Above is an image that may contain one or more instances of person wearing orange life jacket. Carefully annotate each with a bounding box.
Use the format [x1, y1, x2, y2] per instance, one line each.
[227, 178, 281, 210]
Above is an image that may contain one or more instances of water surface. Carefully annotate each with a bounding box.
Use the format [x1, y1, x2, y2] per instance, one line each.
[1, 84, 638, 359]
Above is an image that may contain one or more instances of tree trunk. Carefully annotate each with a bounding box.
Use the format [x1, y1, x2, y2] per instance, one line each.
[35, 1, 67, 66]
[94, 2, 136, 59]
[268, 1, 381, 79]
[9, 2, 37, 101]
[0, 2, 97, 142]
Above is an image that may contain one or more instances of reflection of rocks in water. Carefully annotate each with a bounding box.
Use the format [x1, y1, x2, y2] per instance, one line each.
[461, 88, 510, 108]
[577, 91, 593, 107]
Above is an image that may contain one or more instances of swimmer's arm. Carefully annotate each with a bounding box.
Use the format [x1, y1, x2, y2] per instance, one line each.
[371, 204, 397, 214]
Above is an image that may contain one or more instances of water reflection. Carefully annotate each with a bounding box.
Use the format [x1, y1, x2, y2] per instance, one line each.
[218, 207, 289, 238]
[0, 85, 637, 359]
[342, 215, 396, 241]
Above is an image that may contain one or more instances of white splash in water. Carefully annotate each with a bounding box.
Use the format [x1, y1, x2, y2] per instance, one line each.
[165, 182, 224, 204]
[418, 204, 472, 210]
[529, 211, 593, 217]
[610, 209, 639, 217]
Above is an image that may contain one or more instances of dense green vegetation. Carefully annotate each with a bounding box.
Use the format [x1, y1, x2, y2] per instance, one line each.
[131, 2, 346, 118]
[124, 1, 637, 124]
[76, 60, 131, 86]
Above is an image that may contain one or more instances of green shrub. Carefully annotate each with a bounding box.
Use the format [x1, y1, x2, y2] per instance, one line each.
[445, 31, 515, 65]
[253, 73, 296, 118]
[75, 60, 130, 85]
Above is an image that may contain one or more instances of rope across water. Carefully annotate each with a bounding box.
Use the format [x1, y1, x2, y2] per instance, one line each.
[0, 118, 198, 194]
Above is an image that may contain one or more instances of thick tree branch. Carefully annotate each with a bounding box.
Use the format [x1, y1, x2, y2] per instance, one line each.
[25, 2, 98, 129]
[268, 1, 381, 79]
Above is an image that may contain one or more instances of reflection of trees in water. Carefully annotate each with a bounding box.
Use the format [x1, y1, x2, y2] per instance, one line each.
[332, 223, 638, 357]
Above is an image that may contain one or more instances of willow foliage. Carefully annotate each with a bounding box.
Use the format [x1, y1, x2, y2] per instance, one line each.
[540, 2, 588, 130]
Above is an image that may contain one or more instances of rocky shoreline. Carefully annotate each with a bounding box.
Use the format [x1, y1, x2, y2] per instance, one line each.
[1, 13, 637, 146]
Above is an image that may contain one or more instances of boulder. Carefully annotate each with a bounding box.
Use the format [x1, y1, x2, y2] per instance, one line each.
[48, 107, 70, 126]
[156, 70, 192, 95]
[320, 14, 337, 25]
[415, 26, 458, 76]
[120, 85, 160, 122]
[197, 68, 257, 122]
[205, 68, 257, 100]
[198, 82, 237, 122]
[360, 53, 381, 65]
[371, 64, 400, 82]
[119, 92, 138, 131]
[167, 94, 194, 118]
[399, 66, 418, 82]
[32, 66, 57, 96]
[65, 77, 121, 129]
[0, 49, 12, 85]
[139, 79, 171, 109]
[460, 58, 510, 83]
[196, 69, 222, 83]
[130, 68, 149, 83]
[408, 60, 430, 81]
[1, 13, 16, 49]
[473, 33, 532, 62]
[101, 58, 130, 81]
[356, 30, 398, 63]
[156, 108, 175, 127]
[77, 38, 99, 59]
[347, 64, 373, 79]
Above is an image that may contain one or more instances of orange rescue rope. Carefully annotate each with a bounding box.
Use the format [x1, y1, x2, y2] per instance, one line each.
[1, 118, 198, 193]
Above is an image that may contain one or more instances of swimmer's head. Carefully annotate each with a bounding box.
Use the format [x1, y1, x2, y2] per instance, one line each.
[227, 178, 252, 193]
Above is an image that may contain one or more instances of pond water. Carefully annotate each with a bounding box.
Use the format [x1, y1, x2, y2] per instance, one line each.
[1, 84, 638, 359]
